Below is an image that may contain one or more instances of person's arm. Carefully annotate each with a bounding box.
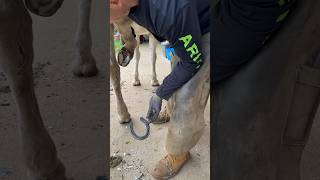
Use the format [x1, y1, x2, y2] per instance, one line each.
[156, 4, 204, 101]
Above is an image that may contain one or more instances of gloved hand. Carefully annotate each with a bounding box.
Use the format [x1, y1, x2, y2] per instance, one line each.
[147, 94, 162, 122]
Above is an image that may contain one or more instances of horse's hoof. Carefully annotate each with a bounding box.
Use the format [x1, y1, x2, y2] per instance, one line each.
[72, 55, 98, 77]
[119, 117, 131, 124]
[117, 47, 133, 67]
[153, 107, 170, 124]
[132, 80, 141, 86]
[151, 80, 160, 87]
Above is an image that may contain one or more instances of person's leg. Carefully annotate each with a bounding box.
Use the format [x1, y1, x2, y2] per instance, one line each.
[151, 33, 210, 179]
[166, 33, 210, 154]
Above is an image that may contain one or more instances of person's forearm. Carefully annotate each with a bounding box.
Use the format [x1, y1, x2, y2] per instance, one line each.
[156, 61, 201, 100]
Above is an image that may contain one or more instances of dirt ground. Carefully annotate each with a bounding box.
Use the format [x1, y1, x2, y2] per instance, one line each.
[0, 1, 107, 179]
[110, 43, 211, 180]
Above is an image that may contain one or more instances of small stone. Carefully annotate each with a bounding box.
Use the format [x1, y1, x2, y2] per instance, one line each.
[126, 165, 134, 169]
[110, 155, 122, 168]
[134, 173, 144, 180]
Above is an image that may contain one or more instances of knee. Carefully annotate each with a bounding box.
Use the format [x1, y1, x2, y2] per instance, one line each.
[174, 76, 210, 107]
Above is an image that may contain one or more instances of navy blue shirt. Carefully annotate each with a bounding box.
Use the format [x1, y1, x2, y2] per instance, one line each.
[129, 0, 210, 100]
[212, 0, 295, 83]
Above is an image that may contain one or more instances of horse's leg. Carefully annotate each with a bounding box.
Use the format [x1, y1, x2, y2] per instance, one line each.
[110, 25, 131, 124]
[114, 18, 137, 55]
[72, 0, 98, 77]
[132, 36, 141, 86]
[0, 4, 67, 179]
[154, 101, 171, 124]
[113, 17, 137, 67]
[149, 35, 159, 86]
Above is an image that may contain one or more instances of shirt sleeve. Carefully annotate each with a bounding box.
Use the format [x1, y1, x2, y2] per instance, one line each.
[156, 4, 204, 100]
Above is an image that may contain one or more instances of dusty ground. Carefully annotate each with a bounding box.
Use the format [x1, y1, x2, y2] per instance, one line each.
[0, 1, 107, 179]
[110, 43, 210, 180]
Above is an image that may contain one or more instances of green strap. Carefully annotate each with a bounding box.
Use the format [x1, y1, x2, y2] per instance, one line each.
[276, 10, 289, 23]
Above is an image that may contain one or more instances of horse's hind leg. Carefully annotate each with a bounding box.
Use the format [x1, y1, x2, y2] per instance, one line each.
[0, 4, 67, 180]
[132, 36, 141, 86]
[149, 35, 159, 86]
[72, 0, 98, 77]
